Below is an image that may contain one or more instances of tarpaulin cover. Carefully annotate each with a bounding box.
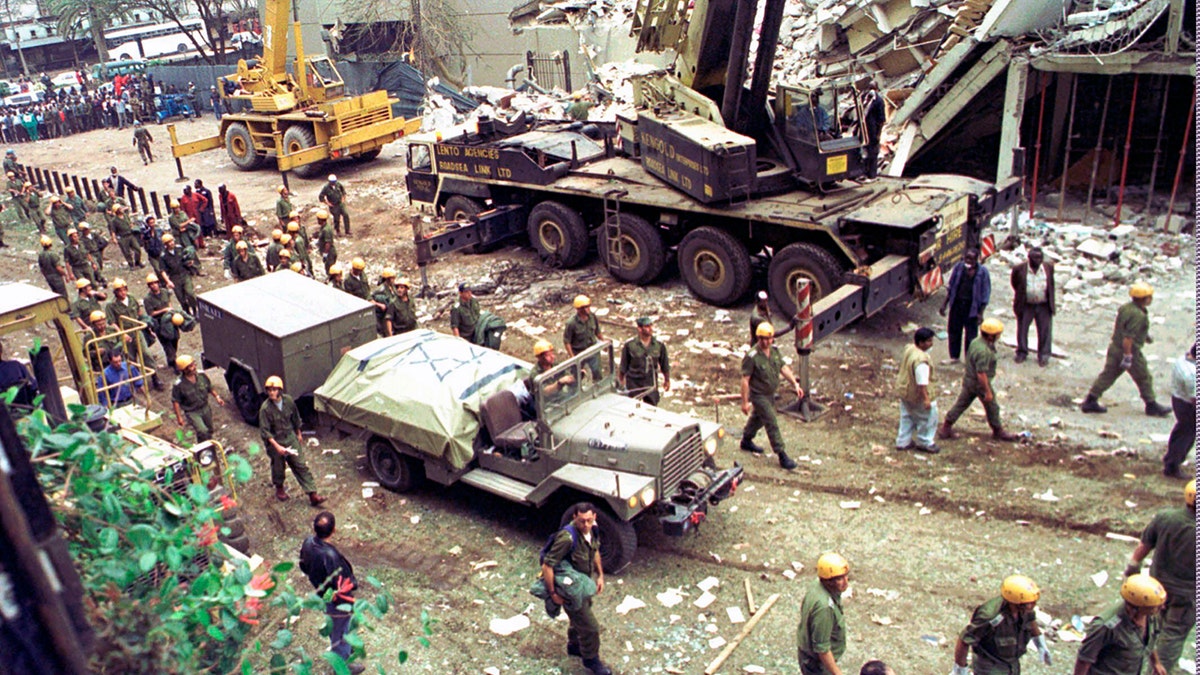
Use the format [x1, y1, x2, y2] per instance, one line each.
[313, 329, 530, 470]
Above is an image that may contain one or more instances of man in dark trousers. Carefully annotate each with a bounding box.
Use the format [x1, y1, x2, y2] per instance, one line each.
[1081, 282, 1171, 417]
[193, 179, 217, 239]
[541, 502, 610, 675]
[1010, 247, 1055, 366]
[860, 80, 885, 179]
[1162, 344, 1196, 478]
[939, 249, 990, 364]
[299, 511, 365, 674]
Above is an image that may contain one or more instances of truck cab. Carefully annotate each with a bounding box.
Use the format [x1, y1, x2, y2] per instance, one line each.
[776, 81, 866, 186]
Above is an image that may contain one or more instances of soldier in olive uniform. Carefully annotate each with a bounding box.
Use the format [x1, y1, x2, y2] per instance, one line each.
[6, 171, 26, 228]
[38, 235, 71, 296]
[231, 240, 265, 281]
[938, 319, 1020, 442]
[540, 502, 610, 675]
[143, 273, 178, 365]
[740, 322, 802, 470]
[25, 182, 45, 234]
[258, 375, 326, 506]
[274, 186, 293, 229]
[106, 278, 161, 390]
[1124, 480, 1195, 674]
[326, 264, 345, 291]
[564, 295, 605, 379]
[316, 211, 337, 276]
[319, 174, 350, 235]
[1082, 282, 1171, 416]
[63, 187, 87, 226]
[386, 277, 417, 336]
[265, 228, 283, 272]
[159, 233, 200, 315]
[343, 258, 370, 299]
[109, 203, 143, 269]
[171, 354, 224, 443]
[87, 311, 130, 374]
[2, 149, 22, 179]
[167, 200, 199, 251]
[1074, 574, 1168, 675]
[132, 121, 154, 164]
[951, 575, 1051, 675]
[450, 283, 480, 343]
[797, 553, 850, 675]
[287, 218, 314, 276]
[78, 222, 108, 286]
[64, 228, 97, 286]
[371, 269, 397, 336]
[619, 317, 669, 405]
[48, 195, 74, 243]
[70, 278, 107, 331]
[222, 225, 245, 277]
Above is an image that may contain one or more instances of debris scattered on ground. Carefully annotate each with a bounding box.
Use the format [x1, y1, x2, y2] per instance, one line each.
[615, 595, 647, 615]
[488, 614, 530, 636]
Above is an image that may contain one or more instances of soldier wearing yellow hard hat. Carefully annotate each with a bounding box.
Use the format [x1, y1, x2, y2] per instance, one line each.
[797, 552, 850, 674]
[231, 239, 265, 282]
[38, 234, 70, 297]
[70, 276, 107, 331]
[171, 354, 223, 443]
[1081, 281, 1171, 417]
[740, 320, 803, 469]
[1123, 479, 1195, 671]
[1074, 574, 1168, 673]
[951, 575, 1050, 675]
[563, 295, 606, 380]
[275, 185, 293, 228]
[265, 228, 284, 272]
[221, 224, 245, 278]
[385, 276, 417, 336]
[939, 318, 1021, 442]
[343, 257, 370, 300]
[525, 338, 575, 400]
[259, 374, 325, 506]
[316, 208, 337, 277]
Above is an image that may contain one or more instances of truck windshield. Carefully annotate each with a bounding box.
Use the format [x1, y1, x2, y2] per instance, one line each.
[534, 341, 615, 420]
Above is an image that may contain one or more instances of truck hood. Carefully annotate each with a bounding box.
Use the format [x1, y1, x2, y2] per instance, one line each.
[549, 393, 699, 455]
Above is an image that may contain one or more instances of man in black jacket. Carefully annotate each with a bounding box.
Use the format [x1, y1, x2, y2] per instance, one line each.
[299, 511, 364, 674]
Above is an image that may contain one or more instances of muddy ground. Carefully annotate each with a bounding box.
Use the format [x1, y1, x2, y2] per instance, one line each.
[1, 124, 1196, 674]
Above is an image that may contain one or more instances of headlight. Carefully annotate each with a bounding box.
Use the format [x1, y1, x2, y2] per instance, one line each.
[639, 486, 655, 508]
[703, 436, 718, 455]
[196, 448, 216, 467]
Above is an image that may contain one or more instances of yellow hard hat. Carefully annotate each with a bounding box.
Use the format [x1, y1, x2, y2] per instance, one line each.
[146, 273, 160, 284]
[50, 194, 60, 202]
[1120, 574, 1166, 607]
[533, 339, 554, 357]
[290, 262, 303, 273]
[277, 185, 287, 194]
[231, 225, 244, 234]
[64, 185, 75, 192]
[756, 322, 775, 338]
[328, 264, 343, 276]
[573, 295, 591, 309]
[288, 209, 299, 218]
[235, 240, 248, 250]
[175, 354, 195, 370]
[170, 200, 180, 208]
[395, 277, 412, 288]
[280, 233, 292, 246]
[111, 278, 127, 289]
[287, 221, 300, 233]
[1186, 479, 1195, 507]
[380, 268, 396, 279]
[88, 310, 105, 323]
[817, 552, 850, 579]
[75, 278, 91, 289]
[264, 375, 283, 389]
[171, 312, 185, 326]
[79, 222, 90, 230]
[40, 235, 52, 247]
[351, 257, 366, 271]
[271, 229, 282, 241]
[1130, 282, 1154, 299]
[316, 210, 329, 220]
[279, 249, 292, 259]
[980, 318, 1004, 335]
[161, 233, 174, 244]
[21, 181, 29, 187]
[66, 228, 78, 237]
[1000, 575, 1040, 604]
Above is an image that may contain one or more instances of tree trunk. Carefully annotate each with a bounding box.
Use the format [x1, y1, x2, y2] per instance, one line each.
[86, 5, 109, 65]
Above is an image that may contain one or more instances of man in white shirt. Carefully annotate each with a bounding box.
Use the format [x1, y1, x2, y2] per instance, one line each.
[1009, 247, 1055, 366]
[1162, 343, 1196, 478]
[895, 327, 939, 453]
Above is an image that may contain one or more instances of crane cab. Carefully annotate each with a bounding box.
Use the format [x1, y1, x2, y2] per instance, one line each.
[775, 82, 866, 188]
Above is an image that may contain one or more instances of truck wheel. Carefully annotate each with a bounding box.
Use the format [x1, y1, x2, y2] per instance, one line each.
[678, 227, 751, 306]
[444, 195, 484, 222]
[218, 516, 246, 540]
[559, 506, 638, 574]
[227, 369, 262, 426]
[282, 125, 323, 178]
[597, 213, 665, 286]
[222, 533, 251, 555]
[767, 242, 845, 317]
[367, 438, 424, 493]
[528, 201, 588, 268]
[355, 148, 382, 162]
[225, 122, 264, 170]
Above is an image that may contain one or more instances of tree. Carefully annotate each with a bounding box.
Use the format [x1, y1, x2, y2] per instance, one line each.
[45, 0, 115, 64]
[13, 399, 422, 673]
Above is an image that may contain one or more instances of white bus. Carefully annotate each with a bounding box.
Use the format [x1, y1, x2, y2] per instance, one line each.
[105, 19, 211, 61]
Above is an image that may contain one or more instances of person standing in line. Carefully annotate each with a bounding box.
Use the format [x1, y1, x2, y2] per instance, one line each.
[939, 249, 990, 365]
[1010, 247, 1055, 366]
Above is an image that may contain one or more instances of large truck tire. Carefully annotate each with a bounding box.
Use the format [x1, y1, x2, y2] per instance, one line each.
[559, 505, 638, 574]
[282, 125, 323, 178]
[527, 201, 589, 268]
[767, 242, 845, 317]
[367, 437, 424, 493]
[225, 122, 265, 170]
[597, 213, 665, 286]
[677, 227, 752, 306]
[443, 195, 484, 222]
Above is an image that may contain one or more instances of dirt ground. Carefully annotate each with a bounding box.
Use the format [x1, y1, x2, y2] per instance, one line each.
[1, 124, 1196, 674]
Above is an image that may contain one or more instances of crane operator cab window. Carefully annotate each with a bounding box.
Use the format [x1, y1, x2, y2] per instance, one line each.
[305, 56, 344, 100]
[778, 82, 866, 185]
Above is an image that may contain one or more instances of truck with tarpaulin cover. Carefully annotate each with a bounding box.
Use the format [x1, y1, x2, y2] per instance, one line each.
[315, 330, 742, 572]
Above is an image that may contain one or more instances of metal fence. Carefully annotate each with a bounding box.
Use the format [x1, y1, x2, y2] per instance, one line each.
[19, 162, 177, 220]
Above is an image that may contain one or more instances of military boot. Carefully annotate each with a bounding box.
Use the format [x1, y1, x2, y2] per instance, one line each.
[1144, 400, 1171, 417]
[582, 658, 613, 675]
[777, 452, 797, 470]
[991, 427, 1020, 442]
[308, 492, 327, 506]
[938, 422, 959, 440]
[274, 485, 289, 501]
[1080, 395, 1107, 413]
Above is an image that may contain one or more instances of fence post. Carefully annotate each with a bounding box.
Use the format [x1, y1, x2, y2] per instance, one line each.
[70, 175, 82, 196]
[51, 172, 63, 194]
[81, 178, 94, 201]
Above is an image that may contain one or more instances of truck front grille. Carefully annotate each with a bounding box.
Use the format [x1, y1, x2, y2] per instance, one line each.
[154, 459, 191, 495]
[661, 428, 704, 497]
[340, 108, 392, 132]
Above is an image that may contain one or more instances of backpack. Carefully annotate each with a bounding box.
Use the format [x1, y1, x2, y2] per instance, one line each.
[539, 524, 578, 565]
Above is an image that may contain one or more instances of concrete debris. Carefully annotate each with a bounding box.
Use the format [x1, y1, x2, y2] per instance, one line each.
[726, 606, 746, 623]
[489, 614, 531, 636]
[1032, 489, 1060, 502]
[615, 595, 647, 615]
[694, 591, 717, 609]
[1090, 570, 1108, 588]
[657, 588, 686, 607]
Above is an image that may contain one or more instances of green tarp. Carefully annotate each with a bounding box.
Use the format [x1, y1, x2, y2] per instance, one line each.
[313, 330, 530, 470]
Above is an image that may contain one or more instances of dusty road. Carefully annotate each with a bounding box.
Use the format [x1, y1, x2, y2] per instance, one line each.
[0, 124, 1195, 673]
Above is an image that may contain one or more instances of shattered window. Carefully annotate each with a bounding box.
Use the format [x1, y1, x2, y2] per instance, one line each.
[408, 143, 431, 172]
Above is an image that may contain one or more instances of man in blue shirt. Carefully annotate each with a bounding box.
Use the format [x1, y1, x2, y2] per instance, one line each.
[98, 349, 146, 407]
[939, 249, 991, 364]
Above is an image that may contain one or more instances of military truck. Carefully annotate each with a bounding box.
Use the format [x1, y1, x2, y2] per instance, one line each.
[196, 270, 376, 425]
[315, 330, 742, 572]
[0, 282, 248, 555]
[406, 0, 1020, 346]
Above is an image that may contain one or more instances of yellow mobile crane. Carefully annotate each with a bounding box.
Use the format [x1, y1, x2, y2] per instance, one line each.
[170, 0, 420, 177]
